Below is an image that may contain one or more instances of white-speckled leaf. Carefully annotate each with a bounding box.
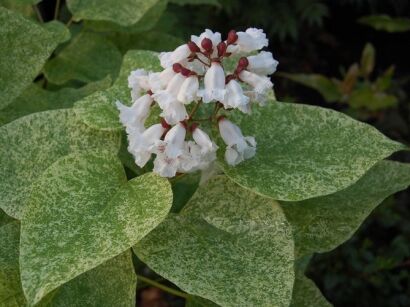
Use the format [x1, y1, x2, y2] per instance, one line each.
[290, 270, 331, 307]
[0, 77, 111, 126]
[281, 160, 410, 257]
[0, 209, 15, 227]
[38, 251, 137, 307]
[186, 296, 220, 307]
[0, 222, 26, 307]
[74, 50, 161, 130]
[0, 109, 121, 219]
[20, 152, 172, 305]
[44, 31, 122, 85]
[219, 101, 406, 201]
[66, 0, 160, 26]
[136, 176, 295, 307]
[0, 7, 62, 109]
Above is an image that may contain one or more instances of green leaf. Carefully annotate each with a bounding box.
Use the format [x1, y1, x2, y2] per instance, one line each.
[66, 0, 161, 26]
[84, 0, 168, 33]
[44, 31, 122, 85]
[43, 21, 71, 44]
[0, 209, 15, 227]
[279, 73, 341, 102]
[171, 173, 200, 213]
[360, 43, 375, 77]
[218, 101, 406, 201]
[170, 0, 220, 6]
[74, 50, 161, 131]
[0, 7, 62, 109]
[290, 270, 331, 307]
[0, 109, 121, 219]
[348, 85, 397, 111]
[281, 160, 410, 258]
[136, 176, 295, 307]
[38, 251, 137, 307]
[0, 222, 26, 307]
[0, 77, 111, 126]
[358, 15, 410, 32]
[20, 152, 172, 305]
[186, 296, 220, 307]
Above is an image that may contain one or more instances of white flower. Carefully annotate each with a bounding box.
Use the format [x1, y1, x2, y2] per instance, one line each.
[218, 118, 256, 166]
[234, 28, 268, 53]
[153, 73, 186, 107]
[247, 51, 278, 75]
[153, 154, 180, 177]
[239, 70, 273, 94]
[160, 100, 188, 125]
[191, 29, 222, 55]
[128, 69, 149, 101]
[198, 62, 226, 103]
[159, 52, 173, 68]
[177, 75, 199, 104]
[155, 123, 186, 158]
[128, 124, 166, 167]
[192, 126, 218, 154]
[116, 94, 153, 132]
[221, 79, 250, 110]
[170, 44, 192, 64]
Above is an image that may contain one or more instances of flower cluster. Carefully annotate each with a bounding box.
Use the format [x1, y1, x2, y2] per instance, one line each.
[116, 28, 278, 177]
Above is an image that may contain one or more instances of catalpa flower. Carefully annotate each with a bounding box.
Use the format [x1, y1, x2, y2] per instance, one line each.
[116, 28, 278, 177]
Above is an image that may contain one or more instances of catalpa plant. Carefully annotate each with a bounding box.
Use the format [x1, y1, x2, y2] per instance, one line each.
[2, 6, 410, 306]
[116, 28, 277, 177]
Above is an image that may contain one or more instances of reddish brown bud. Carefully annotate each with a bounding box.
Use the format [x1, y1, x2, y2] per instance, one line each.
[187, 41, 200, 52]
[225, 74, 236, 84]
[147, 90, 153, 95]
[190, 122, 199, 132]
[217, 115, 226, 122]
[238, 57, 249, 68]
[227, 30, 238, 45]
[172, 63, 182, 73]
[201, 38, 213, 52]
[161, 118, 171, 129]
[181, 67, 191, 77]
[217, 41, 227, 57]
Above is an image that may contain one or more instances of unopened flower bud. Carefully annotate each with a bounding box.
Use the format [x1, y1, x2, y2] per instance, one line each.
[217, 42, 227, 57]
[201, 38, 213, 52]
[238, 57, 249, 68]
[172, 63, 182, 73]
[187, 41, 200, 52]
[227, 30, 238, 45]
[180, 67, 191, 77]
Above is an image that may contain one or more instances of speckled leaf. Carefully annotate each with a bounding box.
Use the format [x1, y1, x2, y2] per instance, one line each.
[20, 153, 172, 305]
[0, 109, 121, 219]
[0, 77, 111, 126]
[44, 32, 122, 85]
[74, 50, 161, 131]
[0, 7, 62, 109]
[66, 0, 160, 26]
[0, 222, 26, 307]
[219, 101, 406, 201]
[281, 160, 410, 257]
[136, 176, 295, 307]
[38, 251, 137, 307]
[43, 21, 71, 44]
[0, 209, 15, 227]
[290, 270, 331, 307]
[186, 296, 220, 307]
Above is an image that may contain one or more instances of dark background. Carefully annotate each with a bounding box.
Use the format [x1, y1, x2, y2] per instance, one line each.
[34, 0, 410, 306]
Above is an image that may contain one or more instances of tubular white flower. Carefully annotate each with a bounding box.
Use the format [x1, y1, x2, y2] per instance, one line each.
[218, 118, 256, 166]
[128, 69, 149, 101]
[160, 100, 188, 125]
[234, 28, 268, 53]
[191, 29, 222, 53]
[239, 70, 273, 94]
[153, 154, 179, 177]
[116, 94, 153, 132]
[192, 127, 218, 154]
[159, 52, 173, 68]
[170, 44, 192, 64]
[155, 123, 186, 158]
[198, 62, 226, 103]
[221, 79, 250, 110]
[247, 51, 278, 75]
[128, 123, 166, 167]
[177, 75, 199, 104]
[153, 73, 186, 108]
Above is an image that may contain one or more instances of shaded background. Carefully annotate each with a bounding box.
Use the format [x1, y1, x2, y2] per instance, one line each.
[23, 0, 410, 306]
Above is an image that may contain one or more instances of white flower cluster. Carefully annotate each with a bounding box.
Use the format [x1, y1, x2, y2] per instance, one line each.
[116, 28, 278, 177]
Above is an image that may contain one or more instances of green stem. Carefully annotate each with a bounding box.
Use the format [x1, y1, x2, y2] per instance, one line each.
[188, 100, 202, 120]
[33, 5, 43, 23]
[54, 0, 61, 20]
[136, 274, 189, 299]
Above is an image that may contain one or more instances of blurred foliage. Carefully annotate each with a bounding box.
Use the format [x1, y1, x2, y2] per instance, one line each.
[358, 15, 410, 32]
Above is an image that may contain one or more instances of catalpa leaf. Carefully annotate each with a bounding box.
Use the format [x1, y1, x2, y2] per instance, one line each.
[0, 77, 111, 126]
[136, 176, 295, 307]
[281, 160, 410, 257]
[0, 7, 63, 109]
[290, 270, 331, 307]
[44, 31, 122, 85]
[20, 152, 171, 305]
[218, 101, 406, 201]
[0, 109, 121, 219]
[74, 50, 161, 130]
[66, 0, 161, 26]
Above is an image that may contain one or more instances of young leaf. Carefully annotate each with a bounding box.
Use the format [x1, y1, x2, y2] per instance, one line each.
[0, 77, 111, 126]
[0, 109, 121, 219]
[358, 15, 410, 33]
[136, 176, 295, 307]
[66, 0, 161, 26]
[218, 101, 406, 201]
[20, 152, 172, 305]
[0, 7, 63, 109]
[44, 32, 122, 85]
[74, 50, 161, 130]
[348, 85, 397, 111]
[281, 160, 410, 258]
[360, 43, 375, 77]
